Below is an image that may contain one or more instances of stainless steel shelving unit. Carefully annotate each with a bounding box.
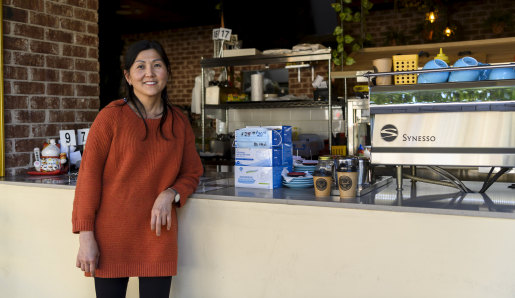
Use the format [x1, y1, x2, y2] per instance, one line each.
[199, 50, 333, 151]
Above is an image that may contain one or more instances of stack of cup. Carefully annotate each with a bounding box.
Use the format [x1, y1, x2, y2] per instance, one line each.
[335, 157, 358, 198]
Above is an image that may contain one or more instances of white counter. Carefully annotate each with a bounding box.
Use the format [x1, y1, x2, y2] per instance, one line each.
[1, 177, 515, 297]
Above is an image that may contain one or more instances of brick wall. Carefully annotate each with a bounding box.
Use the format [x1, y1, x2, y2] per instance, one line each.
[365, 0, 515, 46]
[3, 0, 99, 176]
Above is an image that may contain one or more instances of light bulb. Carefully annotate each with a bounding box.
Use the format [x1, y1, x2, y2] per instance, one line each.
[444, 26, 452, 37]
[429, 12, 436, 23]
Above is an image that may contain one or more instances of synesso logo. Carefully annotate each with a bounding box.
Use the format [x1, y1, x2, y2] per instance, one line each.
[380, 124, 398, 142]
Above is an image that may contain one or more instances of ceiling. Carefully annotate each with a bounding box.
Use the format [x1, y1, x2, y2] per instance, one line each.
[112, 0, 221, 34]
[107, 0, 473, 49]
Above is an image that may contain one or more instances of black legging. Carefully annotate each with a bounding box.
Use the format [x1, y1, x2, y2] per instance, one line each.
[94, 276, 172, 298]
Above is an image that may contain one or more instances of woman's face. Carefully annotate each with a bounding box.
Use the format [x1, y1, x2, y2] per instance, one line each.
[124, 49, 168, 103]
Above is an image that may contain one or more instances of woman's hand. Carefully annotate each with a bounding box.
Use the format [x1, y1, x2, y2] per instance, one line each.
[150, 188, 176, 236]
[76, 231, 100, 276]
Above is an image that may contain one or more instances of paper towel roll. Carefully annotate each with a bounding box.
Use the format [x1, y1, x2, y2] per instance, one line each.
[251, 73, 264, 102]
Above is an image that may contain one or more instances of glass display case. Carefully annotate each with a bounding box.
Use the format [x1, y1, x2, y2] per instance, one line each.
[370, 79, 515, 105]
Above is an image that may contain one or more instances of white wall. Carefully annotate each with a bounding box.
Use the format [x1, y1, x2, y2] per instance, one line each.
[227, 107, 345, 139]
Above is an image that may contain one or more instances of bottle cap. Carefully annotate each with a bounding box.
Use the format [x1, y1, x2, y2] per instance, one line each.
[435, 48, 449, 64]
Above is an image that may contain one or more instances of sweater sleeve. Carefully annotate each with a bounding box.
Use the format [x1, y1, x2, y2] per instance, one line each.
[169, 111, 203, 207]
[72, 108, 115, 233]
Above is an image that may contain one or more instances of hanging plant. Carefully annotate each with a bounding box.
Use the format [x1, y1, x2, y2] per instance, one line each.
[331, 0, 373, 67]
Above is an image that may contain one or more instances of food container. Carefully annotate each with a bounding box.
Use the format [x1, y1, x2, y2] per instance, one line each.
[393, 54, 418, 85]
[314, 155, 334, 177]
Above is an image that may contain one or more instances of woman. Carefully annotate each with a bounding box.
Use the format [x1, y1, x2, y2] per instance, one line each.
[72, 40, 203, 298]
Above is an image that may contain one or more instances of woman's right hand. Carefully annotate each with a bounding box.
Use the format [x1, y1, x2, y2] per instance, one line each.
[76, 231, 100, 276]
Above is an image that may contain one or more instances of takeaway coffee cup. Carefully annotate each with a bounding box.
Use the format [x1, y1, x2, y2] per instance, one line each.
[337, 171, 358, 198]
[336, 157, 358, 198]
[313, 172, 333, 197]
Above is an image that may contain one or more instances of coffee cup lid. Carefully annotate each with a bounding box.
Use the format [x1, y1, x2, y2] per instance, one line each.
[313, 169, 332, 177]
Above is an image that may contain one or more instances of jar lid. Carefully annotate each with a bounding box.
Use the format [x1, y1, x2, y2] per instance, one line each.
[335, 157, 358, 172]
[318, 155, 332, 161]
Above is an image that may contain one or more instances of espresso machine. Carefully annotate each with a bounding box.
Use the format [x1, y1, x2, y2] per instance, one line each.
[366, 65, 515, 191]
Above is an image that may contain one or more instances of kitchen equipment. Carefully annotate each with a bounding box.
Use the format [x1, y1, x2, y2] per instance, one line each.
[209, 139, 230, 157]
[293, 134, 323, 159]
[368, 75, 515, 167]
[346, 97, 370, 156]
[393, 54, 418, 85]
[357, 157, 371, 187]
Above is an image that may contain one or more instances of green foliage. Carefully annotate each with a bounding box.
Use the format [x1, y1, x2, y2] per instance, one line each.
[331, 0, 373, 67]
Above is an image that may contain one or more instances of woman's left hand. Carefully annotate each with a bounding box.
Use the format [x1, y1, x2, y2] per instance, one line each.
[150, 188, 176, 236]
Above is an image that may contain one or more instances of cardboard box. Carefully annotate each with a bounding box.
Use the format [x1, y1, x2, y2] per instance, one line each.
[234, 166, 284, 189]
[234, 127, 282, 148]
[261, 126, 293, 171]
[223, 48, 261, 57]
[235, 148, 283, 167]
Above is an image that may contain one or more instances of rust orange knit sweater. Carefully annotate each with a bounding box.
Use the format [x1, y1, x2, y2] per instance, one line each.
[72, 99, 203, 278]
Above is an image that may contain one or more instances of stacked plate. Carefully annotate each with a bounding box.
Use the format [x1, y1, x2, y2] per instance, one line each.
[293, 164, 316, 175]
[282, 176, 314, 188]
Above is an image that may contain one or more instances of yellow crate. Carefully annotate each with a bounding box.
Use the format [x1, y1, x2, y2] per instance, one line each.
[331, 145, 347, 156]
[393, 54, 418, 85]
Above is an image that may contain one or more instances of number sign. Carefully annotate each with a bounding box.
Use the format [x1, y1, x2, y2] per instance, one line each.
[212, 28, 232, 41]
[77, 128, 90, 146]
[59, 130, 77, 147]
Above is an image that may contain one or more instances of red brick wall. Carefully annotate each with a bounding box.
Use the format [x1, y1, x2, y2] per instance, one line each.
[3, 0, 99, 175]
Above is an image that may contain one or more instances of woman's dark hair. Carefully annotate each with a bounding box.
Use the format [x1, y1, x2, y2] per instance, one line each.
[122, 40, 175, 140]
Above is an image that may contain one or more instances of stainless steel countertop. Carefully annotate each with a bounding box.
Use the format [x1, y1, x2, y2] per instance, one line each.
[193, 174, 515, 219]
[2, 172, 515, 219]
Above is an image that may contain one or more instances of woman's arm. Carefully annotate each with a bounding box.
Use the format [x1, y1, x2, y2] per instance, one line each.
[168, 111, 203, 207]
[72, 108, 115, 233]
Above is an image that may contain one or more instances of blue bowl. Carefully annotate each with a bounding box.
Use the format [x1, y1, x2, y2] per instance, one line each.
[417, 59, 449, 84]
[448, 57, 480, 82]
[478, 62, 491, 80]
[488, 66, 515, 80]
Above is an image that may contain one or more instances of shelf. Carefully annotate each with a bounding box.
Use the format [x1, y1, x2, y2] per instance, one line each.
[200, 50, 331, 68]
[370, 78, 515, 93]
[205, 100, 342, 109]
